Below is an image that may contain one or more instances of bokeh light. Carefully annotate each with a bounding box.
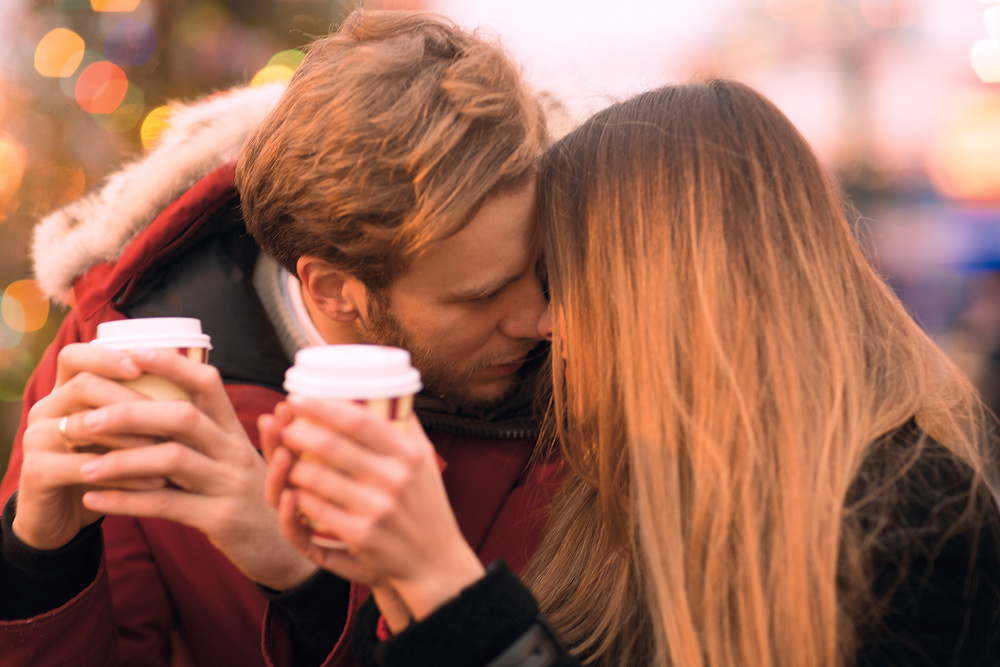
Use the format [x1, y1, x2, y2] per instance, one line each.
[2, 280, 49, 333]
[926, 94, 1000, 203]
[971, 38, 1000, 84]
[60, 49, 105, 100]
[140, 104, 173, 149]
[34, 28, 86, 78]
[250, 65, 296, 87]
[0, 291, 24, 350]
[93, 82, 146, 132]
[91, 0, 141, 12]
[268, 49, 306, 70]
[0, 133, 26, 216]
[75, 61, 129, 114]
[105, 19, 157, 67]
[250, 49, 304, 87]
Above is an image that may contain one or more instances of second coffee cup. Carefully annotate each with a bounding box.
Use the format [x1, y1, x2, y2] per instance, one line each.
[283, 344, 423, 547]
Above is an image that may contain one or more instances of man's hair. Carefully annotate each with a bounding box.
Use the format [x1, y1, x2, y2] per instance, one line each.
[236, 9, 547, 290]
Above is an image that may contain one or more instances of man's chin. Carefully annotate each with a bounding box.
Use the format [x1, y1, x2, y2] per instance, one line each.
[471, 379, 521, 407]
[432, 375, 519, 411]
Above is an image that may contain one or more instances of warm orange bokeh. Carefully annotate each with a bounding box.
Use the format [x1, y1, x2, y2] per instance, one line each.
[34, 28, 85, 78]
[0, 134, 26, 216]
[91, 0, 141, 12]
[140, 105, 174, 150]
[927, 93, 1000, 203]
[75, 61, 129, 114]
[2, 280, 49, 333]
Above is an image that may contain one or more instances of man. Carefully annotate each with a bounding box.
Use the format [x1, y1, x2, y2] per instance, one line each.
[0, 10, 557, 666]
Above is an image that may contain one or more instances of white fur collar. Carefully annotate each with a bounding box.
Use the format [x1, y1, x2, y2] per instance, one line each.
[32, 83, 285, 305]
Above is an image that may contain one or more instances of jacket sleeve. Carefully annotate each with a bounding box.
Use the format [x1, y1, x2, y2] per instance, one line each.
[0, 552, 119, 666]
[351, 560, 579, 667]
[0, 505, 188, 667]
[0, 310, 126, 666]
[0, 494, 103, 619]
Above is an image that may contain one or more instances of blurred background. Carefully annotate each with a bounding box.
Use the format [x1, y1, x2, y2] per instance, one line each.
[2, 0, 1000, 479]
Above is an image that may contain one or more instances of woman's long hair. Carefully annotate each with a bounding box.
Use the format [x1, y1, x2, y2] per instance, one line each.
[524, 80, 994, 666]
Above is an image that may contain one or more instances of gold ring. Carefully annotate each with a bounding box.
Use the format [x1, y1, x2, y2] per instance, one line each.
[58, 415, 75, 449]
[310, 534, 348, 550]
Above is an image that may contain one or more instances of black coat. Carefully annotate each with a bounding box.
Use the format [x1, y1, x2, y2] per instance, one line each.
[352, 420, 1000, 667]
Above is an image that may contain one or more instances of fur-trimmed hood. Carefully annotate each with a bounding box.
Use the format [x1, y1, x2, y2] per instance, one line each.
[32, 83, 285, 305]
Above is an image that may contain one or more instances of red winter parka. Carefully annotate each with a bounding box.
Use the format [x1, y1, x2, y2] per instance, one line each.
[0, 145, 559, 667]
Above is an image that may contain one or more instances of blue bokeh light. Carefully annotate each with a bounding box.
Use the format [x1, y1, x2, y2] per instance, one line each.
[105, 19, 157, 68]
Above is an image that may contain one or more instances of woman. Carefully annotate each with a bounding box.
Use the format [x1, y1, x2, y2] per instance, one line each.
[265, 80, 1000, 666]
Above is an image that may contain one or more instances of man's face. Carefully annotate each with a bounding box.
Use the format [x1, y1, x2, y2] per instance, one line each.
[358, 184, 548, 409]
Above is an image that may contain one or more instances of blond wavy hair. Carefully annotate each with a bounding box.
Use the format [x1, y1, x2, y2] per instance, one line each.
[525, 80, 995, 666]
[236, 9, 546, 289]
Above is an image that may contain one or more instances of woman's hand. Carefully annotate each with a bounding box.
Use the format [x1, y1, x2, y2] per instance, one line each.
[14, 343, 157, 550]
[67, 348, 317, 591]
[265, 397, 486, 622]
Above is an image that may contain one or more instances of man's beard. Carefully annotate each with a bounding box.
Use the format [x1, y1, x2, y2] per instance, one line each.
[358, 293, 523, 410]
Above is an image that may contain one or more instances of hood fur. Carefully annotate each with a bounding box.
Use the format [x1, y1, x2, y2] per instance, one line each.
[32, 83, 285, 305]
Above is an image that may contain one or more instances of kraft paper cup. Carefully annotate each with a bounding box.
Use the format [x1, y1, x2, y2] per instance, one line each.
[283, 344, 422, 548]
[90, 317, 212, 401]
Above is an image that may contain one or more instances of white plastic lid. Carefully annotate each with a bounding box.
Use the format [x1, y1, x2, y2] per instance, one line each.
[91, 317, 213, 350]
[284, 344, 422, 399]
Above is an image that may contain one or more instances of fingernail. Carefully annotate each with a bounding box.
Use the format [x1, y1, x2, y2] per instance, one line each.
[84, 409, 106, 430]
[80, 460, 100, 477]
[131, 348, 155, 361]
[82, 490, 104, 506]
[287, 394, 305, 406]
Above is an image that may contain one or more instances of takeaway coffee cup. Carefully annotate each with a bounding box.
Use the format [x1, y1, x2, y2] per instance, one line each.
[283, 344, 422, 426]
[283, 344, 423, 547]
[90, 317, 212, 401]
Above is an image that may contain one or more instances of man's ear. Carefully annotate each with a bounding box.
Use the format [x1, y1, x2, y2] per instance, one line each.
[296, 256, 367, 322]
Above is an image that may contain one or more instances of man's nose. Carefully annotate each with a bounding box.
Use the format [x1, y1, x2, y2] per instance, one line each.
[499, 272, 549, 340]
[536, 304, 553, 341]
